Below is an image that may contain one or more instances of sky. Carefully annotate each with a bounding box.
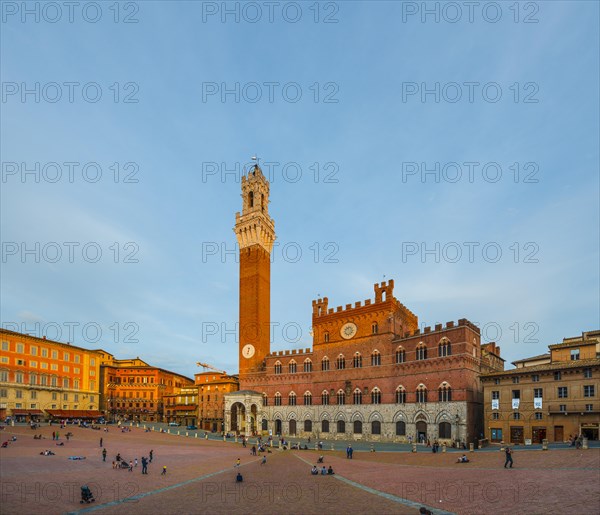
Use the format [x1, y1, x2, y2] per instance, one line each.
[1, 1, 599, 379]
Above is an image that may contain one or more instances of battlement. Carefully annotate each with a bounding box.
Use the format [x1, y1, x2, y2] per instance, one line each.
[402, 318, 480, 338]
[268, 348, 312, 358]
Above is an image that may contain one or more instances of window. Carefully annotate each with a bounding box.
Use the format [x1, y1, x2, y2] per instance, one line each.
[584, 368, 592, 379]
[274, 362, 282, 375]
[439, 422, 451, 438]
[372, 322, 378, 334]
[15, 372, 23, 383]
[74, 355, 80, 363]
[533, 388, 543, 398]
[29, 374, 37, 385]
[63, 365, 69, 372]
[416, 385, 427, 403]
[30, 390, 37, 399]
[570, 348, 580, 360]
[30, 346, 37, 356]
[263, 394, 268, 407]
[336, 420, 346, 433]
[29, 361, 37, 368]
[559, 404, 567, 412]
[353, 389, 362, 405]
[492, 391, 500, 400]
[558, 387, 568, 398]
[63, 378, 69, 388]
[52, 392, 57, 400]
[492, 413, 499, 420]
[438, 339, 451, 357]
[17, 343, 24, 353]
[512, 390, 520, 399]
[74, 379, 79, 389]
[416, 344, 427, 360]
[371, 350, 381, 366]
[321, 357, 330, 371]
[494, 378, 500, 385]
[274, 393, 281, 406]
[512, 377, 520, 384]
[531, 374, 540, 382]
[336, 390, 345, 405]
[52, 350, 58, 359]
[74, 394, 79, 402]
[288, 361, 297, 374]
[321, 391, 329, 405]
[586, 404, 593, 412]
[513, 412, 521, 420]
[90, 358, 95, 366]
[1, 341, 7, 351]
[41, 348, 47, 357]
[353, 353, 362, 368]
[304, 420, 312, 432]
[395, 421, 406, 436]
[372, 420, 381, 435]
[303, 359, 312, 373]
[353, 420, 362, 434]
[535, 413, 543, 420]
[321, 420, 329, 433]
[336, 355, 345, 370]
[396, 387, 406, 404]
[64, 352, 69, 361]
[324, 332, 329, 343]
[395, 348, 405, 364]
[303, 391, 312, 405]
[371, 387, 381, 404]
[0, 371, 7, 382]
[438, 385, 452, 402]
[0, 389, 6, 397]
[554, 371, 562, 380]
[491, 428, 502, 441]
[288, 392, 297, 406]
[15, 390, 23, 399]
[584, 385, 595, 397]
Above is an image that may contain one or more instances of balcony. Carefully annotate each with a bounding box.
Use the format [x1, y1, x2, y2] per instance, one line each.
[547, 404, 599, 415]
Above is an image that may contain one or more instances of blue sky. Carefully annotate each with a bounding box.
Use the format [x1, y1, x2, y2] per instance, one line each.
[2, 1, 599, 378]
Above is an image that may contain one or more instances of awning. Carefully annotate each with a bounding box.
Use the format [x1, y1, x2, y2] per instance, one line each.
[11, 409, 44, 415]
[46, 410, 104, 419]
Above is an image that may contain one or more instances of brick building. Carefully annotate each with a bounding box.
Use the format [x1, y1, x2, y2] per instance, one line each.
[224, 166, 504, 443]
[0, 328, 102, 422]
[164, 386, 198, 427]
[196, 371, 239, 432]
[98, 351, 194, 423]
[481, 330, 600, 443]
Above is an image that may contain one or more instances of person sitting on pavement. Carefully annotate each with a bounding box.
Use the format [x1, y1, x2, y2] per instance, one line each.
[321, 466, 327, 475]
[236, 472, 243, 482]
[456, 454, 469, 463]
[327, 466, 335, 475]
[311, 465, 319, 475]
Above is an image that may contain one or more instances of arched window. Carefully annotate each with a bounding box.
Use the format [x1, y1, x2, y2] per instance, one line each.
[353, 388, 362, 405]
[303, 359, 312, 372]
[249, 191, 254, 208]
[288, 392, 297, 406]
[321, 357, 330, 371]
[304, 419, 312, 432]
[372, 322, 378, 334]
[337, 390, 345, 405]
[416, 385, 428, 403]
[303, 391, 312, 406]
[321, 419, 330, 433]
[371, 387, 381, 404]
[372, 420, 381, 435]
[416, 343, 427, 360]
[438, 383, 452, 402]
[262, 419, 268, 431]
[439, 422, 451, 439]
[288, 360, 297, 374]
[371, 350, 381, 366]
[261, 193, 265, 212]
[396, 347, 406, 364]
[336, 354, 346, 370]
[337, 420, 346, 433]
[396, 386, 406, 404]
[321, 390, 330, 405]
[353, 352, 362, 368]
[262, 393, 268, 406]
[396, 421, 406, 436]
[439, 339, 452, 357]
[353, 420, 363, 434]
[324, 332, 330, 343]
[274, 361, 282, 374]
[274, 392, 282, 406]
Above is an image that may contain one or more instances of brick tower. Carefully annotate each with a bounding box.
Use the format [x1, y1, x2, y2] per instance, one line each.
[234, 164, 275, 378]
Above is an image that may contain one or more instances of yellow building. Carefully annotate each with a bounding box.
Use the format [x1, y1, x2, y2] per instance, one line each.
[482, 330, 600, 443]
[0, 329, 102, 422]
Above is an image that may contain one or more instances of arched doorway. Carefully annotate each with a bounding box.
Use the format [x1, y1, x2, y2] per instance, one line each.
[289, 419, 297, 435]
[275, 419, 282, 435]
[231, 402, 246, 433]
[416, 421, 427, 443]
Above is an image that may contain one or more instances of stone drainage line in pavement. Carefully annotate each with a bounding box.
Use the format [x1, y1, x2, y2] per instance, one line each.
[293, 453, 455, 515]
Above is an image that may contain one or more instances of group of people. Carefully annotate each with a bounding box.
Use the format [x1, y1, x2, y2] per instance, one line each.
[570, 434, 584, 449]
[310, 465, 335, 475]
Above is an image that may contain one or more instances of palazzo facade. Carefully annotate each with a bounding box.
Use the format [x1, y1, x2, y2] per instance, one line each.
[224, 165, 504, 443]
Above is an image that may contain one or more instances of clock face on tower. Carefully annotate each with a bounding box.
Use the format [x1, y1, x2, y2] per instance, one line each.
[242, 344, 256, 359]
[340, 322, 358, 340]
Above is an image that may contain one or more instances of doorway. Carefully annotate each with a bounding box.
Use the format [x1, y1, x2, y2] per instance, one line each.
[532, 426, 546, 443]
[554, 425, 564, 442]
[510, 426, 524, 444]
[416, 421, 427, 443]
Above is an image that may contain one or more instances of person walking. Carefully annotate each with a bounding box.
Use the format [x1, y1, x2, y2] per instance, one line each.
[141, 456, 148, 474]
[100, 437, 103, 447]
[149, 450, 154, 463]
[235, 458, 240, 468]
[102, 448, 107, 462]
[504, 446, 513, 468]
[161, 466, 167, 475]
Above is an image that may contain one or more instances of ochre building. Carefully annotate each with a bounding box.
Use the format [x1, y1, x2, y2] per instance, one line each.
[481, 330, 600, 443]
[0, 329, 102, 422]
[224, 166, 504, 443]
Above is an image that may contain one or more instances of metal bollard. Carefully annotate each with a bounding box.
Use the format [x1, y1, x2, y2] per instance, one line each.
[412, 443, 417, 453]
[469, 443, 474, 452]
[442, 443, 446, 453]
[583, 438, 589, 450]
[542, 439, 548, 450]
